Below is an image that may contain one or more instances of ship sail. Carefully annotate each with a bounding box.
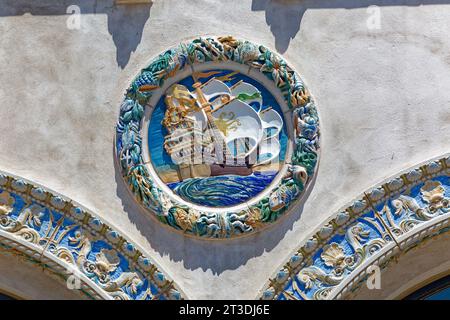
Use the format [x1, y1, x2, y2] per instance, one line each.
[162, 75, 283, 176]
[231, 81, 263, 112]
[212, 99, 262, 158]
[260, 108, 283, 139]
[198, 79, 232, 102]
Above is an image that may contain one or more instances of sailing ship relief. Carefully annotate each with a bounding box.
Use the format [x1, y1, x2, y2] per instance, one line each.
[148, 70, 287, 207]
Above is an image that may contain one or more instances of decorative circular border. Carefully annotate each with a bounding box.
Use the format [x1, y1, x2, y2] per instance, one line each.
[115, 36, 320, 239]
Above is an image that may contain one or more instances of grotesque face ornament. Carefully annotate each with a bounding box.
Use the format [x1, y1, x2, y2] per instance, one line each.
[115, 36, 320, 239]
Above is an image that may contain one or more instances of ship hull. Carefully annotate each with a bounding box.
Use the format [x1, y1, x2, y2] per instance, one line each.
[210, 164, 252, 177]
[177, 163, 253, 181]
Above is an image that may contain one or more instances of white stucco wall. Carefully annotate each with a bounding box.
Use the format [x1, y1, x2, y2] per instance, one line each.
[351, 232, 450, 300]
[0, 252, 87, 300]
[0, 0, 449, 299]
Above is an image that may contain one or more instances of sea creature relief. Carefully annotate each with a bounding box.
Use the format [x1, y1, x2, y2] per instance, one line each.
[260, 156, 450, 300]
[0, 172, 183, 300]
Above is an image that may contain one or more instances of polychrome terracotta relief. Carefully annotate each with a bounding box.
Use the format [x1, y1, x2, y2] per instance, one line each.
[259, 155, 450, 300]
[148, 69, 288, 207]
[0, 172, 183, 300]
[116, 36, 320, 239]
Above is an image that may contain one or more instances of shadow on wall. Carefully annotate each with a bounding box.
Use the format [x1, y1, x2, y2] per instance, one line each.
[251, 0, 450, 53]
[107, 4, 151, 68]
[112, 143, 318, 275]
[0, 0, 152, 69]
[4, 0, 450, 65]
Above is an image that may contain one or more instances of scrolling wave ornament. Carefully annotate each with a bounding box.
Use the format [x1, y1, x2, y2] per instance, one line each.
[0, 171, 183, 300]
[115, 36, 320, 239]
[259, 154, 450, 300]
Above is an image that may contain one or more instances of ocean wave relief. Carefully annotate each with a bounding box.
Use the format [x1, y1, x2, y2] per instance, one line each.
[167, 172, 277, 207]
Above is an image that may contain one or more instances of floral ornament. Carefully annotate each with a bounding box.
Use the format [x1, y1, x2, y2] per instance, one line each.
[115, 36, 320, 239]
[245, 208, 264, 229]
[0, 191, 14, 215]
[420, 181, 448, 212]
[95, 249, 121, 276]
[169, 207, 199, 232]
[321, 243, 349, 275]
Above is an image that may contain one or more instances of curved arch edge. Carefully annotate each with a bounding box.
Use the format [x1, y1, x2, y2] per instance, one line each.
[0, 171, 184, 300]
[258, 154, 450, 300]
[0, 230, 107, 300]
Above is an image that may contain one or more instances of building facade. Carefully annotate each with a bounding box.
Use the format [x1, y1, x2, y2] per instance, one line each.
[0, 0, 449, 300]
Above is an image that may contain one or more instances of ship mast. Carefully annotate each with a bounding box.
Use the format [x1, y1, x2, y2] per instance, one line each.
[192, 81, 235, 165]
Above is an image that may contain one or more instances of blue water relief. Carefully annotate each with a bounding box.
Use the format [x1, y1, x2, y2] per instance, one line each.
[168, 172, 277, 207]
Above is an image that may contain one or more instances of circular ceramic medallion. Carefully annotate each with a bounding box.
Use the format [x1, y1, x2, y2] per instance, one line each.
[116, 36, 320, 239]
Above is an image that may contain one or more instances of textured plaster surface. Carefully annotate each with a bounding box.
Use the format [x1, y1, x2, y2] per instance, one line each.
[0, 252, 86, 300]
[351, 232, 450, 300]
[0, 0, 450, 299]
